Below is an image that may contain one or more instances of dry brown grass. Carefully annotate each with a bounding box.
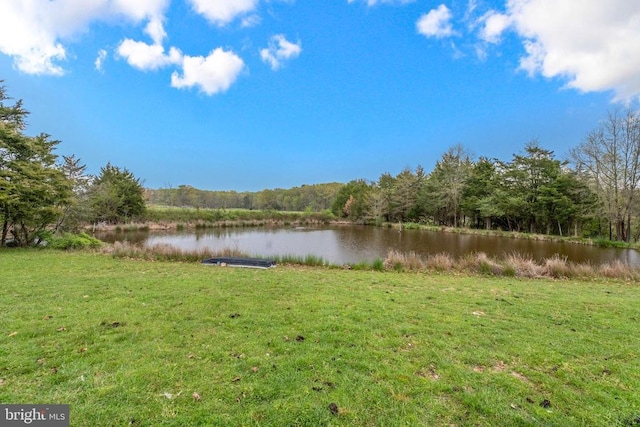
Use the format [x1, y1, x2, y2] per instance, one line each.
[384, 250, 425, 271]
[598, 260, 639, 280]
[503, 253, 545, 278]
[460, 252, 504, 276]
[104, 243, 639, 280]
[543, 254, 571, 278]
[106, 241, 247, 262]
[425, 252, 455, 272]
[383, 249, 640, 280]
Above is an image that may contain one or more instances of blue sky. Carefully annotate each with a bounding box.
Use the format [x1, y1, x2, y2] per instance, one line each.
[1, 0, 639, 191]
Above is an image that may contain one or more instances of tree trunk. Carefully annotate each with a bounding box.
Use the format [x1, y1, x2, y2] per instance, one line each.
[609, 220, 612, 240]
[1, 219, 8, 247]
[617, 218, 626, 242]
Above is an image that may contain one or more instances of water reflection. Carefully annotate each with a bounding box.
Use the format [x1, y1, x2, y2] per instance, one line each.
[95, 225, 640, 266]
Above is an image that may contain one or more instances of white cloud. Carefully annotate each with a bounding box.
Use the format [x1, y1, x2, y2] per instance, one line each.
[144, 17, 167, 45]
[505, 0, 640, 101]
[478, 11, 511, 44]
[0, 0, 249, 95]
[95, 49, 108, 72]
[117, 40, 182, 71]
[171, 48, 245, 95]
[187, 0, 259, 26]
[417, 4, 455, 39]
[112, 0, 169, 22]
[241, 14, 262, 28]
[0, 0, 168, 75]
[348, 0, 415, 5]
[260, 35, 302, 71]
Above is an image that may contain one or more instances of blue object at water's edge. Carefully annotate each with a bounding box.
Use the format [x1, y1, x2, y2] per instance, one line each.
[202, 257, 276, 269]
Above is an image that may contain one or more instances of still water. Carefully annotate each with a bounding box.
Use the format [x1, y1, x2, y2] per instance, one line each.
[96, 225, 640, 266]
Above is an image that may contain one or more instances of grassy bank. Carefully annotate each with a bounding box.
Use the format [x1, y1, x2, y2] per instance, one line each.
[122, 206, 336, 231]
[107, 242, 640, 281]
[1, 250, 639, 426]
[86, 206, 337, 232]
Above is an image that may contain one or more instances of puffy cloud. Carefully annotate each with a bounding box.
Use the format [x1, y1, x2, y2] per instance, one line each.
[171, 48, 245, 95]
[478, 11, 511, 44]
[0, 0, 250, 95]
[144, 17, 168, 45]
[505, 0, 640, 101]
[112, 0, 168, 22]
[117, 40, 182, 71]
[260, 35, 302, 71]
[115, 11, 178, 72]
[187, 0, 259, 26]
[0, 0, 168, 75]
[417, 4, 455, 39]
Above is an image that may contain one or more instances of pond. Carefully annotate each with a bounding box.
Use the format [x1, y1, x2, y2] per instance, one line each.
[95, 225, 640, 267]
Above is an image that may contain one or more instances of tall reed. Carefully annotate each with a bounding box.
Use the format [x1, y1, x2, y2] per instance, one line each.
[383, 250, 639, 280]
[103, 243, 640, 280]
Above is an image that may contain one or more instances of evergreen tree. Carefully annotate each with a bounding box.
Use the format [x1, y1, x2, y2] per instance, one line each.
[0, 84, 72, 246]
[88, 163, 145, 223]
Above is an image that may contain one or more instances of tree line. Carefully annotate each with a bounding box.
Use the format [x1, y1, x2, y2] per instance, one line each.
[1, 84, 144, 246]
[145, 182, 342, 212]
[331, 109, 640, 242]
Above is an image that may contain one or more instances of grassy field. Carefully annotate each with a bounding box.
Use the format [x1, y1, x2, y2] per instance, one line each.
[1, 250, 639, 426]
[139, 206, 336, 228]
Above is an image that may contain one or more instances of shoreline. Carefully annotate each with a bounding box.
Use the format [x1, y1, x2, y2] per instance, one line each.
[86, 219, 640, 251]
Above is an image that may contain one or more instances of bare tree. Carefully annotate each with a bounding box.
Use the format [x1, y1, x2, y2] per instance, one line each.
[571, 109, 640, 241]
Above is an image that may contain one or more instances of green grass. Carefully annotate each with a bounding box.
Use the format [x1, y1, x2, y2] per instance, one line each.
[141, 205, 335, 226]
[1, 250, 640, 426]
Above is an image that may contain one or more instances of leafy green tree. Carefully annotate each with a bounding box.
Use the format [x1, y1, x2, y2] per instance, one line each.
[331, 179, 371, 220]
[391, 168, 418, 222]
[89, 163, 145, 223]
[57, 154, 93, 231]
[376, 173, 396, 222]
[502, 141, 563, 233]
[0, 84, 72, 246]
[363, 185, 386, 224]
[538, 170, 595, 236]
[495, 141, 594, 236]
[425, 145, 473, 227]
[461, 157, 500, 229]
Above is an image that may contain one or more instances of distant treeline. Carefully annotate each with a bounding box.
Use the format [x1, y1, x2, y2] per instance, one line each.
[331, 115, 640, 242]
[146, 110, 640, 243]
[145, 183, 343, 212]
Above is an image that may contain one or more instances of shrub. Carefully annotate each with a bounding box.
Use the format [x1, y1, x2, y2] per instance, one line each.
[403, 222, 421, 230]
[544, 254, 571, 278]
[371, 258, 385, 271]
[50, 233, 103, 250]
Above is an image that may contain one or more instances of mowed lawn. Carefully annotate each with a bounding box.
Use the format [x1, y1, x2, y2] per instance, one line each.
[1, 250, 639, 426]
